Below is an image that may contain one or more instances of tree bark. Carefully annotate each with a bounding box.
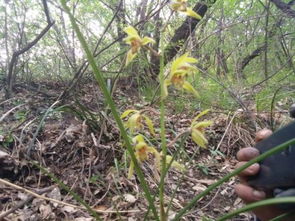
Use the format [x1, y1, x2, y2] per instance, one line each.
[236, 18, 284, 78]
[270, 0, 295, 18]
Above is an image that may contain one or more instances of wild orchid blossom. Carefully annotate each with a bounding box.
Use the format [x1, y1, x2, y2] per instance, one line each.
[121, 109, 155, 136]
[164, 53, 199, 97]
[171, 0, 202, 20]
[128, 135, 185, 178]
[190, 109, 212, 148]
[123, 26, 155, 66]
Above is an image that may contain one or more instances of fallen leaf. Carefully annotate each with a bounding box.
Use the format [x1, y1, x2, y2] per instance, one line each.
[62, 205, 77, 213]
[93, 205, 108, 211]
[39, 204, 52, 218]
[123, 194, 137, 203]
[47, 187, 61, 207]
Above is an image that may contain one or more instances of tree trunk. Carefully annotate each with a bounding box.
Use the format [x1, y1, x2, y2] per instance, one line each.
[5, 0, 54, 98]
[270, 0, 295, 18]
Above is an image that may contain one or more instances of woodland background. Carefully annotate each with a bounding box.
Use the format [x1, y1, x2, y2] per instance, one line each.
[0, 0, 295, 220]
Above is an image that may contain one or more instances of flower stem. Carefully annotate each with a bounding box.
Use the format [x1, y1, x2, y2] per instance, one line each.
[159, 36, 167, 221]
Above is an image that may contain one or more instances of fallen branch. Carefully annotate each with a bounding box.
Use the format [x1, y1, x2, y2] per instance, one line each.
[0, 103, 25, 123]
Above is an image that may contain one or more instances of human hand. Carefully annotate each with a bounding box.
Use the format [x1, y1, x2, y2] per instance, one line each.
[234, 128, 287, 221]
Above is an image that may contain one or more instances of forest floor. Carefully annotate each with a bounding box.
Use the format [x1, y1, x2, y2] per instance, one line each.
[0, 82, 289, 221]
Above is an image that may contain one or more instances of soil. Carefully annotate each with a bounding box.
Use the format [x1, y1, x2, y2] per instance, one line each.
[0, 82, 290, 221]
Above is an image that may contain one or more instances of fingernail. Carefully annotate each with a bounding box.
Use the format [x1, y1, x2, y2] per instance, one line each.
[253, 190, 265, 199]
[248, 163, 259, 172]
[248, 149, 259, 158]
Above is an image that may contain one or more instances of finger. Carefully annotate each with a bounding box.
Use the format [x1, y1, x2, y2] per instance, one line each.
[236, 162, 260, 177]
[255, 128, 272, 143]
[235, 184, 266, 203]
[237, 147, 260, 161]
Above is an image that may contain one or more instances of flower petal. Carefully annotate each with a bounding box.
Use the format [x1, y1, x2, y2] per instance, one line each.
[123, 26, 140, 38]
[128, 161, 135, 179]
[191, 109, 210, 125]
[127, 113, 142, 133]
[171, 53, 197, 75]
[182, 81, 199, 97]
[132, 134, 145, 144]
[143, 115, 156, 136]
[142, 37, 155, 45]
[185, 8, 202, 20]
[191, 129, 208, 148]
[121, 109, 138, 119]
[192, 121, 213, 129]
[126, 50, 137, 66]
[166, 155, 185, 171]
[171, 53, 188, 74]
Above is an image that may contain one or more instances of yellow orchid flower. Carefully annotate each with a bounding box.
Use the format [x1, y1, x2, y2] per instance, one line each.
[121, 109, 155, 136]
[164, 53, 199, 97]
[123, 26, 155, 66]
[128, 135, 160, 178]
[191, 109, 213, 148]
[127, 135, 185, 178]
[171, 0, 202, 20]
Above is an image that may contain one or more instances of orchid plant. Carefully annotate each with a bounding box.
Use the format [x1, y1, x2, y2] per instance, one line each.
[164, 53, 199, 98]
[123, 26, 155, 66]
[127, 135, 185, 179]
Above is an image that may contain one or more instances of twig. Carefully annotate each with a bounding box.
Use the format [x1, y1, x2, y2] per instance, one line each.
[167, 129, 191, 148]
[0, 98, 16, 106]
[0, 103, 25, 123]
[199, 187, 221, 211]
[215, 111, 238, 152]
